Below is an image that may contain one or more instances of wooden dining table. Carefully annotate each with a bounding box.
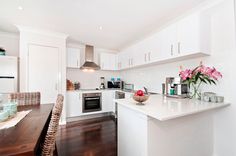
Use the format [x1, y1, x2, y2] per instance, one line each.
[0, 104, 54, 156]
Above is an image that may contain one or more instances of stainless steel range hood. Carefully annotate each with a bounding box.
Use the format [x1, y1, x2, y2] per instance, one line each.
[80, 45, 100, 70]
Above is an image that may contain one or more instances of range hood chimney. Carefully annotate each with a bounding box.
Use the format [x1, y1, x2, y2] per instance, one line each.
[80, 45, 100, 71]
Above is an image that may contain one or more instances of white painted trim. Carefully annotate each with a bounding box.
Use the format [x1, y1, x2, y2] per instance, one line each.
[0, 31, 19, 39]
[16, 25, 68, 39]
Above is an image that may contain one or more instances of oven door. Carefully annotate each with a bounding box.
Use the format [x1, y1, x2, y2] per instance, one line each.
[83, 93, 102, 113]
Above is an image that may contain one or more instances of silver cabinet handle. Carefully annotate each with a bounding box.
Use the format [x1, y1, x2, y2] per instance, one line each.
[171, 44, 174, 56]
[145, 53, 147, 62]
[77, 60, 79, 67]
[131, 58, 133, 65]
[178, 42, 181, 54]
[148, 52, 151, 61]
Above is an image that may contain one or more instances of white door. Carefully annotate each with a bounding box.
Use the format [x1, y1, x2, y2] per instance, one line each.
[28, 44, 59, 104]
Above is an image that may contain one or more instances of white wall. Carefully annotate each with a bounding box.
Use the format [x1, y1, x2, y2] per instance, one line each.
[120, 0, 236, 155]
[66, 42, 120, 89]
[67, 69, 120, 89]
[0, 31, 19, 57]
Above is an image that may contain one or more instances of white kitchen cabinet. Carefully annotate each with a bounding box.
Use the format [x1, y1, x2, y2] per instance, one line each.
[67, 48, 80, 68]
[100, 53, 117, 70]
[102, 91, 115, 112]
[66, 91, 82, 117]
[162, 12, 210, 58]
[131, 41, 146, 66]
[143, 32, 163, 63]
[117, 11, 210, 70]
[176, 12, 210, 56]
[118, 104, 148, 156]
[119, 49, 134, 69]
[160, 24, 178, 59]
[117, 51, 129, 70]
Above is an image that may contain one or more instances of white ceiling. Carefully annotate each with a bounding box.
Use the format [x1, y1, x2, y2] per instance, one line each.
[0, 0, 209, 50]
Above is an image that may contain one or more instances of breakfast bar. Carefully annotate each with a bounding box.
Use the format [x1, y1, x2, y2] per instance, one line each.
[115, 95, 230, 156]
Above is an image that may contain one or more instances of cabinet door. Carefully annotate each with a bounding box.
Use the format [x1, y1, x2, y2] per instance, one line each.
[145, 32, 163, 62]
[28, 44, 59, 104]
[100, 53, 117, 70]
[177, 13, 201, 56]
[67, 48, 80, 68]
[119, 51, 130, 69]
[66, 92, 82, 117]
[160, 24, 177, 59]
[102, 91, 114, 112]
[118, 105, 148, 156]
[132, 41, 146, 66]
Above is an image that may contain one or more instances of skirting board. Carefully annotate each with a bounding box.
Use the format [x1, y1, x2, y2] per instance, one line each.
[66, 112, 115, 123]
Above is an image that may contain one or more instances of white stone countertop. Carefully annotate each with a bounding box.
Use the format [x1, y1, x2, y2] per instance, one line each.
[114, 94, 230, 121]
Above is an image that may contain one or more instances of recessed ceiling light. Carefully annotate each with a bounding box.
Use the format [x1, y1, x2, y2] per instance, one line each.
[18, 6, 23, 10]
[99, 26, 103, 30]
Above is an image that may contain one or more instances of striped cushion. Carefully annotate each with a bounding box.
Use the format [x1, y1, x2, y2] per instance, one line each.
[9, 92, 41, 106]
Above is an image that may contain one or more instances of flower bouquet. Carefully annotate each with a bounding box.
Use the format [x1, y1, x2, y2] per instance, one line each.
[179, 62, 222, 99]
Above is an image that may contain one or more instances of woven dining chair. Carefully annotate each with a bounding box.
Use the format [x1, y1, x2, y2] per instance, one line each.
[9, 92, 41, 106]
[42, 94, 64, 156]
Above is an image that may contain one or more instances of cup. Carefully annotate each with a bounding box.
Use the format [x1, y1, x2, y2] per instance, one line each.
[3, 102, 17, 118]
[216, 96, 224, 103]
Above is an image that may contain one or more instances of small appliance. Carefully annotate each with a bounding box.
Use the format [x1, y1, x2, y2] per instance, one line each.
[123, 83, 134, 92]
[165, 77, 189, 98]
[107, 80, 124, 89]
[99, 77, 106, 89]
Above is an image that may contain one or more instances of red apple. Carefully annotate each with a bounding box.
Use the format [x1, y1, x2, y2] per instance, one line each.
[136, 90, 144, 96]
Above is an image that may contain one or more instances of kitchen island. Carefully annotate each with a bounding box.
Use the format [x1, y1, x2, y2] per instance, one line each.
[114, 95, 230, 156]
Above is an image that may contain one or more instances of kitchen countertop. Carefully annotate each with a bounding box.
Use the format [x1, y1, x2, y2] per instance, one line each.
[67, 89, 158, 94]
[114, 94, 230, 121]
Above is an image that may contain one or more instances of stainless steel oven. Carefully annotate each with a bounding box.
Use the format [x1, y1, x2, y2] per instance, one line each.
[82, 93, 102, 113]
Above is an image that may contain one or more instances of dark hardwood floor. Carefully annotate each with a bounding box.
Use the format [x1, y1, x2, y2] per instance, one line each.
[56, 116, 117, 156]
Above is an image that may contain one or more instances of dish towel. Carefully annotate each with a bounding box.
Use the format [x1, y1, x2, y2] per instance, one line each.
[0, 110, 32, 130]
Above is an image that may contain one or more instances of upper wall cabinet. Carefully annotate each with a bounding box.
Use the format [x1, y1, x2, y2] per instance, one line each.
[176, 12, 210, 56]
[100, 52, 117, 70]
[117, 11, 211, 70]
[67, 48, 80, 68]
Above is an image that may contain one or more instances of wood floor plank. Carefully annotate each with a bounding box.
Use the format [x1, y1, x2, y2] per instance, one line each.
[56, 116, 117, 156]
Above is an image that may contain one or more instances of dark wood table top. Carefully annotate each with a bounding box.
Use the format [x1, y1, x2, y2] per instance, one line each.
[0, 104, 54, 156]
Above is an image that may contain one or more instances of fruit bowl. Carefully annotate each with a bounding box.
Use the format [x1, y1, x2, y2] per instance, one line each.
[133, 94, 149, 105]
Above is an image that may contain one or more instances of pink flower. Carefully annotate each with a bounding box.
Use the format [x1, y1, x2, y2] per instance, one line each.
[179, 69, 193, 80]
[211, 68, 222, 80]
[198, 65, 212, 76]
[198, 65, 222, 80]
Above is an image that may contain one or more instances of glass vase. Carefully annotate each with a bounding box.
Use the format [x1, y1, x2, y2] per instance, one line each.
[189, 83, 201, 99]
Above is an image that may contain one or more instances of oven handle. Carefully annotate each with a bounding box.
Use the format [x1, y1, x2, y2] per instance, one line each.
[85, 97, 100, 100]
